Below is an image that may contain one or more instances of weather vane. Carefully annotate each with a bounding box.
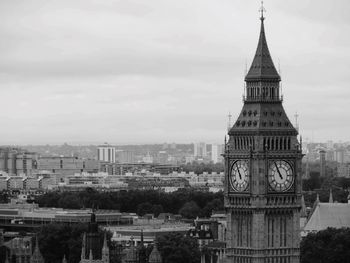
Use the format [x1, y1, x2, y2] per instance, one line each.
[259, 1, 266, 20]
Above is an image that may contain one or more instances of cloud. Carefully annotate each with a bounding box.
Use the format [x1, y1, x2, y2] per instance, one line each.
[0, 0, 348, 144]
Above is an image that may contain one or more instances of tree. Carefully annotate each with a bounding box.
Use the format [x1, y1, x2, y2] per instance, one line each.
[152, 204, 164, 217]
[303, 172, 323, 191]
[137, 202, 154, 216]
[157, 232, 200, 263]
[179, 201, 201, 219]
[201, 198, 224, 217]
[37, 223, 111, 263]
[301, 227, 350, 263]
[38, 223, 87, 263]
[35, 189, 225, 217]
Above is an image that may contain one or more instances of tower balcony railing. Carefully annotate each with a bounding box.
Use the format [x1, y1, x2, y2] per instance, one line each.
[243, 95, 283, 103]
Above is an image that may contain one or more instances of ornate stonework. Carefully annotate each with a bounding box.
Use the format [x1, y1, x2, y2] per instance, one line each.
[224, 11, 303, 263]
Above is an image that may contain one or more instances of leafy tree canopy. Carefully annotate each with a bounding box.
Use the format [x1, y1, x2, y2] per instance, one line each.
[301, 227, 350, 263]
[157, 232, 200, 263]
[35, 189, 224, 218]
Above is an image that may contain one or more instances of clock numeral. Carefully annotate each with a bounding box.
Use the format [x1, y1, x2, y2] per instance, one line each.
[229, 160, 249, 192]
[268, 160, 294, 192]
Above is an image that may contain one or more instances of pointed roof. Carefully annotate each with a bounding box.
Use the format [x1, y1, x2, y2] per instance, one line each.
[149, 242, 162, 263]
[30, 237, 44, 263]
[102, 232, 109, 252]
[304, 203, 350, 232]
[329, 189, 334, 203]
[245, 16, 280, 82]
[81, 233, 86, 260]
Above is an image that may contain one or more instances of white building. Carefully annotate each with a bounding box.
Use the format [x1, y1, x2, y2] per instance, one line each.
[97, 143, 116, 163]
[211, 144, 224, 163]
[194, 142, 207, 158]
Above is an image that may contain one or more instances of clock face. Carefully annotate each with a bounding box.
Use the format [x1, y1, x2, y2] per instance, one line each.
[268, 160, 294, 192]
[230, 160, 249, 192]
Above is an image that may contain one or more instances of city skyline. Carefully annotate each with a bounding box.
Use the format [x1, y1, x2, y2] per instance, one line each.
[0, 0, 349, 144]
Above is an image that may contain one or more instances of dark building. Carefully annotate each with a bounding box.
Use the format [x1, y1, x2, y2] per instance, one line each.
[80, 212, 110, 263]
[319, 150, 326, 177]
[224, 7, 302, 263]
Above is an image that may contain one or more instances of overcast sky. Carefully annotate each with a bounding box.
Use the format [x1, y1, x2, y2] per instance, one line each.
[0, 0, 349, 145]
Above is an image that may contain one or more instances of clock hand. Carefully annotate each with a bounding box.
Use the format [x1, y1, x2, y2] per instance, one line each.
[274, 163, 283, 180]
[236, 164, 242, 180]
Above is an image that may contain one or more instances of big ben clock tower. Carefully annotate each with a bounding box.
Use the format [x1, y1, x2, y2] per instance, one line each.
[224, 6, 302, 263]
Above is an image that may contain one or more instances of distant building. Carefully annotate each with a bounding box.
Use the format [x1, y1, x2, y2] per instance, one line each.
[116, 150, 135, 163]
[302, 200, 350, 236]
[98, 144, 116, 163]
[189, 214, 227, 263]
[148, 243, 162, 263]
[0, 236, 44, 263]
[194, 143, 207, 158]
[334, 148, 345, 164]
[37, 156, 98, 175]
[142, 153, 153, 164]
[80, 212, 110, 263]
[319, 150, 326, 177]
[211, 144, 224, 163]
[0, 147, 37, 176]
[337, 163, 350, 178]
[0, 202, 127, 227]
[303, 157, 310, 179]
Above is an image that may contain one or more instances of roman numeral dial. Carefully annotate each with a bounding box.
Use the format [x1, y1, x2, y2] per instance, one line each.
[268, 160, 294, 192]
[230, 160, 249, 192]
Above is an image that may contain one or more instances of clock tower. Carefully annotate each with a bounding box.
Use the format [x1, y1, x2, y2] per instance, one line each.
[224, 8, 302, 263]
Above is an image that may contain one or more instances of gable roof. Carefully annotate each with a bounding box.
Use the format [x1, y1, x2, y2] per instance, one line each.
[304, 203, 350, 232]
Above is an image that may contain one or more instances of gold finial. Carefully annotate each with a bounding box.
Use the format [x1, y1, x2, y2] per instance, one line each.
[259, 1, 266, 20]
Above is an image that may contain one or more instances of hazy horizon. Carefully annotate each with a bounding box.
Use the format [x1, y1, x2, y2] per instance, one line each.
[0, 0, 349, 145]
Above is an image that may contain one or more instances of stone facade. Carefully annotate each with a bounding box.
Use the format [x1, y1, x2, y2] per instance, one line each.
[224, 10, 302, 263]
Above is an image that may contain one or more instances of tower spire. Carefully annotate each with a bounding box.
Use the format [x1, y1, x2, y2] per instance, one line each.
[259, 1, 266, 20]
[30, 236, 44, 263]
[329, 188, 334, 203]
[245, 7, 280, 82]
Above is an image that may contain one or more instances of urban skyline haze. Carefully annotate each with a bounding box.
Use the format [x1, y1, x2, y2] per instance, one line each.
[0, 0, 349, 144]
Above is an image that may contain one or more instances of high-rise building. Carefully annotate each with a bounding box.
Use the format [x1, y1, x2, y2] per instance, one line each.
[334, 148, 345, 164]
[194, 142, 207, 158]
[224, 8, 302, 263]
[0, 147, 37, 176]
[98, 144, 116, 163]
[319, 150, 326, 177]
[211, 144, 224, 163]
[116, 150, 135, 163]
